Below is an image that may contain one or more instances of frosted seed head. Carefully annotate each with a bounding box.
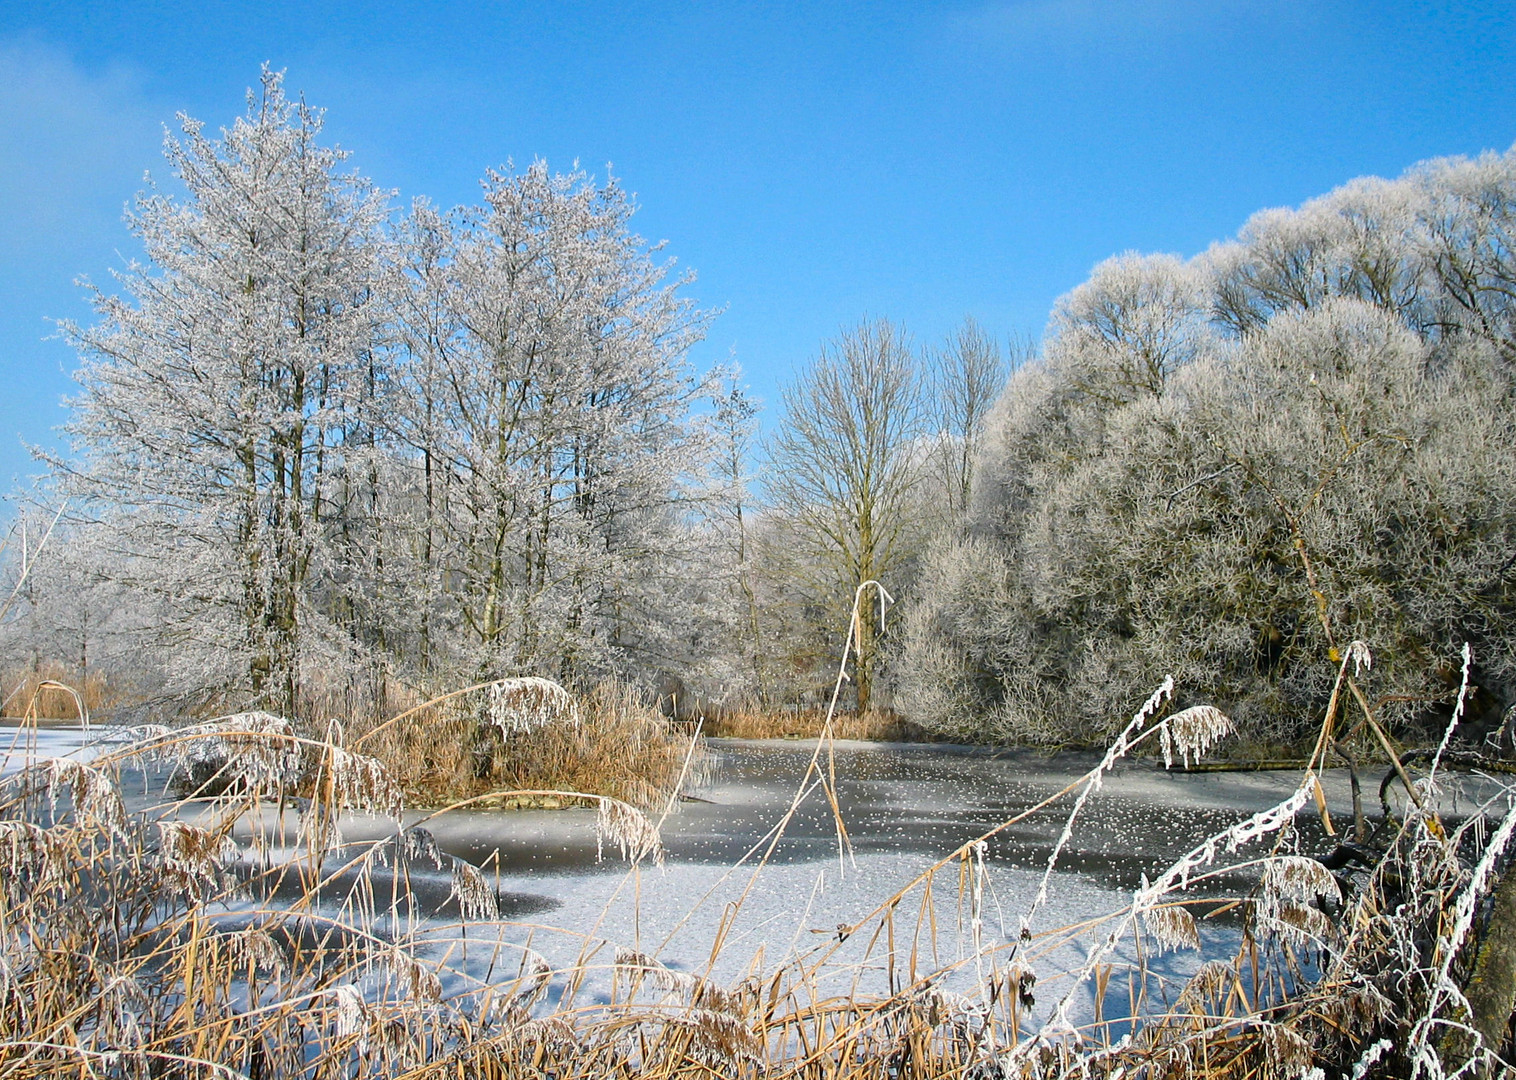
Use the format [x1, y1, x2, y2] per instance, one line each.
[659, 1008, 762, 1066]
[227, 927, 286, 978]
[1261, 855, 1340, 904]
[448, 856, 498, 921]
[595, 797, 664, 865]
[156, 820, 239, 897]
[614, 947, 693, 996]
[1269, 900, 1336, 944]
[1159, 705, 1234, 769]
[1263, 1024, 1313, 1073]
[378, 945, 442, 1004]
[0, 819, 66, 895]
[330, 983, 369, 1043]
[614, 946, 660, 984]
[171, 712, 302, 792]
[485, 677, 578, 735]
[1256, 855, 1341, 943]
[14, 758, 127, 835]
[1142, 903, 1202, 953]
[510, 948, 552, 1004]
[324, 746, 401, 818]
[400, 825, 445, 869]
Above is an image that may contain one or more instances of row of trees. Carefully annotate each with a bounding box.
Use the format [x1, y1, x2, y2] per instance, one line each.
[0, 70, 1006, 721]
[8, 69, 1513, 746]
[896, 154, 1516, 745]
[29, 72, 729, 716]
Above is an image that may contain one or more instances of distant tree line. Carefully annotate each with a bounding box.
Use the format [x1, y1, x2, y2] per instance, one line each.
[3, 70, 1514, 747]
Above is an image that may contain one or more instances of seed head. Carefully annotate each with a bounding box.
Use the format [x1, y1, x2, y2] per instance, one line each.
[1159, 706, 1234, 769]
[448, 856, 498, 921]
[486, 677, 577, 735]
[595, 798, 664, 865]
[1143, 903, 1202, 953]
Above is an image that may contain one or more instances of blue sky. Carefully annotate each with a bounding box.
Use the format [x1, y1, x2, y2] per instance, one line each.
[1, 0, 1513, 492]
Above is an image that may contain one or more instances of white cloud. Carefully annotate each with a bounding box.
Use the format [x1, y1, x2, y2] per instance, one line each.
[0, 40, 166, 489]
[0, 38, 161, 256]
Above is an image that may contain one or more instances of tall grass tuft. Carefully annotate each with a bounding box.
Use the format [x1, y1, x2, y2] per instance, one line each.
[1, 662, 110, 721]
[704, 704, 935, 741]
[349, 679, 703, 811]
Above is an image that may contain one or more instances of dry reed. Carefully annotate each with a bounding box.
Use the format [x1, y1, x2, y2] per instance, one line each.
[1, 662, 112, 720]
[705, 706, 934, 742]
[0, 628, 1513, 1079]
[348, 679, 702, 811]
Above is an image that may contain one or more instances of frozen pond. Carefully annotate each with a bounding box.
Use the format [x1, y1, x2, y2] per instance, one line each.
[0, 716, 103, 770]
[366, 740, 1406, 1002]
[6, 721, 1506, 1024]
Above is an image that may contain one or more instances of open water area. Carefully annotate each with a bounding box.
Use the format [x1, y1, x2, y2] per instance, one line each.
[5, 719, 1512, 1026]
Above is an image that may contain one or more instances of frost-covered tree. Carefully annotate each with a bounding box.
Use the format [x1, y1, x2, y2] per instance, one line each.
[390, 164, 715, 684]
[1210, 176, 1435, 338]
[0, 504, 150, 710]
[30, 73, 737, 712]
[1415, 151, 1516, 360]
[52, 69, 391, 716]
[693, 373, 769, 697]
[899, 150, 1516, 746]
[1046, 252, 1213, 407]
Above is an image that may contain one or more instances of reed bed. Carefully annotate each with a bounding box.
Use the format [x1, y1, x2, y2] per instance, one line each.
[1, 662, 112, 720]
[704, 706, 934, 742]
[344, 678, 703, 811]
[1, 630, 1514, 1079]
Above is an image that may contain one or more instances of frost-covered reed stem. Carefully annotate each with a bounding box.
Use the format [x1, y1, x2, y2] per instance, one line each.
[1427, 642, 1473, 788]
[1404, 793, 1516, 1080]
[1023, 677, 1174, 935]
[1008, 780, 1316, 1066]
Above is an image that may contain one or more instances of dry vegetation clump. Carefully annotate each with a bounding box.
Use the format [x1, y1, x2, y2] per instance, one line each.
[1, 662, 113, 720]
[347, 679, 704, 811]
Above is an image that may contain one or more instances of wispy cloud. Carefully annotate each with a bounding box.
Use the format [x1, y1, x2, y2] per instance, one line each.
[0, 38, 160, 257]
[0, 39, 166, 486]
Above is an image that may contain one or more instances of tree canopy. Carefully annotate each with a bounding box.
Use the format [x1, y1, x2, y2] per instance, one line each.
[897, 152, 1516, 746]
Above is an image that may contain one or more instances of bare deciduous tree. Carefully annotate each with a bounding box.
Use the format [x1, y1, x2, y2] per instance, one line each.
[927, 317, 1015, 520]
[764, 319, 925, 713]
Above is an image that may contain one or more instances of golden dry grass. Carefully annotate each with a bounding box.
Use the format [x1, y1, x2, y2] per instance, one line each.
[0, 670, 1511, 1080]
[348, 679, 702, 811]
[0, 662, 112, 720]
[0, 678, 1507, 1080]
[705, 706, 934, 742]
